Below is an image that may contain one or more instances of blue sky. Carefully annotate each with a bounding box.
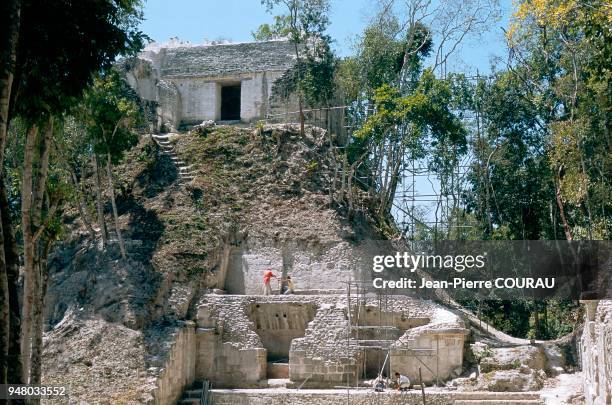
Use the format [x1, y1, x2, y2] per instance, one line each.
[139, 0, 513, 75]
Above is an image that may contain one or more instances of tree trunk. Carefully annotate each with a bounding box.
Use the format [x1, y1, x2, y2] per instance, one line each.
[0, 182, 22, 385]
[298, 97, 305, 136]
[28, 253, 42, 386]
[92, 154, 108, 247]
[26, 118, 53, 388]
[19, 117, 53, 385]
[70, 169, 96, 240]
[0, 0, 21, 167]
[0, 0, 21, 386]
[0, 199, 8, 386]
[290, 11, 305, 136]
[554, 168, 573, 241]
[29, 237, 51, 386]
[106, 153, 126, 260]
[340, 153, 347, 202]
[20, 124, 38, 383]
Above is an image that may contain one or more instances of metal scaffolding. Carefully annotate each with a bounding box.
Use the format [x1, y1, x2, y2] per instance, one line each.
[264, 103, 480, 241]
[344, 278, 440, 402]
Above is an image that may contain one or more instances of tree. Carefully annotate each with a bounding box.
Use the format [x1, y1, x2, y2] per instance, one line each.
[82, 69, 141, 260]
[252, 15, 292, 40]
[353, 71, 465, 233]
[0, 0, 145, 385]
[261, 0, 332, 134]
[0, 0, 22, 387]
[56, 116, 99, 241]
[462, 0, 612, 241]
[463, 71, 557, 240]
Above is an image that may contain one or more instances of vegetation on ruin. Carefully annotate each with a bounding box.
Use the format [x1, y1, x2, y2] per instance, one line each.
[0, 0, 609, 388]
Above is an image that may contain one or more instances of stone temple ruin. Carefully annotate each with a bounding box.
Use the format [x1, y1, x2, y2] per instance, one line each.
[197, 295, 466, 389]
[124, 40, 299, 131]
[112, 40, 591, 405]
[148, 237, 475, 405]
[149, 233, 580, 405]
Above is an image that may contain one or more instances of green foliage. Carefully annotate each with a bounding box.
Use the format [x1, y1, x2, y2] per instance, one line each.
[463, 70, 557, 239]
[301, 40, 336, 107]
[461, 298, 581, 339]
[353, 71, 466, 177]
[263, 0, 331, 43]
[252, 15, 292, 40]
[462, 0, 611, 240]
[357, 24, 406, 92]
[260, 0, 335, 108]
[12, 0, 147, 123]
[335, 17, 434, 106]
[305, 159, 318, 174]
[80, 69, 141, 163]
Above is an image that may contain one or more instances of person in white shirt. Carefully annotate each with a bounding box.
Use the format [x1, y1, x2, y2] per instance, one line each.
[394, 372, 410, 391]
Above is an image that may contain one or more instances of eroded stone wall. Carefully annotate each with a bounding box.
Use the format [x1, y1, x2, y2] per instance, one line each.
[195, 298, 266, 387]
[172, 78, 217, 124]
[157, 80, 182, 130]
[194, 295, 467, 389]
[290, 303, 363, 387]
[151, 322, 196, 405]
[240, 71, 286, 122]
[248, 302, 316, 361]
[581, 300, 612, 405]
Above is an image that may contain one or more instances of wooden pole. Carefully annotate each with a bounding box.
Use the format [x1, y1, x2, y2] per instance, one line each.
[419, 367, 426, 405]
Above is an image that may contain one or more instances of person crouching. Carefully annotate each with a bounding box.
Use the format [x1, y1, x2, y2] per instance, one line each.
[394, 372, 410, 391]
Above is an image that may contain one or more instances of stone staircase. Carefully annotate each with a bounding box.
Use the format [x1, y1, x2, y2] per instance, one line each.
[177, 380, 212, 405]
[151, 134, 196, 183]
[453, 391, 544, 405]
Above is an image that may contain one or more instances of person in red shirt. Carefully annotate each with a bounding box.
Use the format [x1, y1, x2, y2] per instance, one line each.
[262, 269, 278, 295]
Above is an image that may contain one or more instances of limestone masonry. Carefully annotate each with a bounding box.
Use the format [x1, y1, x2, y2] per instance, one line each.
[196, 295, 466, 388]
[581, 300, 612, 405]
[123, 40, 299, 130]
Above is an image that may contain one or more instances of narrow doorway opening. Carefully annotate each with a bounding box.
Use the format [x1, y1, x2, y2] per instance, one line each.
[220, 84, 241, 121]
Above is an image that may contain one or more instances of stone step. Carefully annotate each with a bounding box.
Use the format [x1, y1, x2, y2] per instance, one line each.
[266, 378, 290, 388]
[454, 401, 542, 405]
[191, 380, 205, 389]
[294, 289, 346, 295]
[183, 389, 203, 398]
[454, 392, 541, 400]
[177, 399, 199, 405]
[179, 165, 194, 171]
[151, 134, 172, 140]
[351, 339, 396, 347]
